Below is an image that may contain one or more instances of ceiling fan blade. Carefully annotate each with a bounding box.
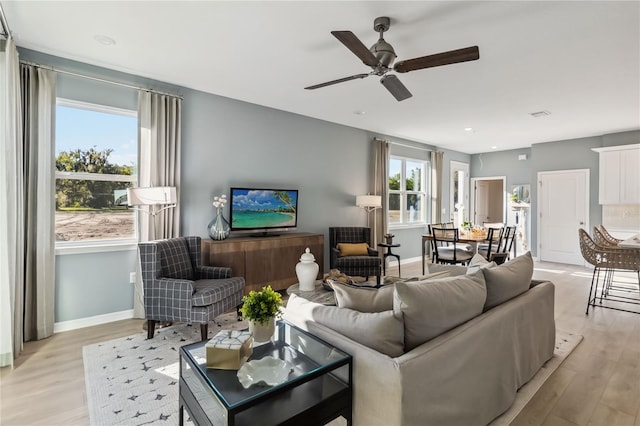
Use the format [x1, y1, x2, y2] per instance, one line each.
[331, 31, 379, 67]
[394, 46, 479, 73]
[380, 74, 413, 101]
[304, 73, 370, 90]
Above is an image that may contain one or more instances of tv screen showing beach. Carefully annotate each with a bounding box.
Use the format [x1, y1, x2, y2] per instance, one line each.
[230, 188, 298, 231]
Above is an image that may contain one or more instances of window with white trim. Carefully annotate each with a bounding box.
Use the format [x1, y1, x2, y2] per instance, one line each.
[55, 99, 138, 244]
[388, 156, 427, 227]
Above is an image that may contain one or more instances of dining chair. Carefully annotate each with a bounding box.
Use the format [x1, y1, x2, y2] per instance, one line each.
[431, 227, 474, 266]
[477, 227, 505, 263]
[500, 226, 517, 259]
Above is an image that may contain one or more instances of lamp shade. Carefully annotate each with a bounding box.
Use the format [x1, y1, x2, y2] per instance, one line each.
[356, 195, 382, 208]
[127, 187, 176, 206]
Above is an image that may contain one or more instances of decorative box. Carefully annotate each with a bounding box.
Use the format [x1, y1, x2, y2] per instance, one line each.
[206, 330, 253, 370]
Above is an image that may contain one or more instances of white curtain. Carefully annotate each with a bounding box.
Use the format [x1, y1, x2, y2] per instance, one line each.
[372, 138, 389, 247]
[133, 91, 182, 318]
[431, 151, 444, 223]
[0, 38, 22, 367]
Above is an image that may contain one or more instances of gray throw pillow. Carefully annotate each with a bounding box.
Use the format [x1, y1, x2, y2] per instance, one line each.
[466, 253, 497, 274]
[394, 272, 487, 351]
[286, 294, 404, 357]
[330, 271, 450, 313]
[481, 251, 533, 310]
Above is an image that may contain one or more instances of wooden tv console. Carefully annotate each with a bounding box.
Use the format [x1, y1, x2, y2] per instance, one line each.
[201, 232, 324, 293]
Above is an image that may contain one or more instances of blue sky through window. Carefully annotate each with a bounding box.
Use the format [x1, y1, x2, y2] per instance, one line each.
[56, 105, 137, 168]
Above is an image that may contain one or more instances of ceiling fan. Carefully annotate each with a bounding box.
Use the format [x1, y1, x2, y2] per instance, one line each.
[305, 17, 479, 101]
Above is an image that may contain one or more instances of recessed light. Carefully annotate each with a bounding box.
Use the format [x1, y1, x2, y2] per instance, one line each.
[464, 127, 474, 132]
[491, 146, 497, 150]
[93, 35, 116, 46]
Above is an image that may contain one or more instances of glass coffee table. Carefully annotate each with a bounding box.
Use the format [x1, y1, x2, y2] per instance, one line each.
[179, 320, 352, 426]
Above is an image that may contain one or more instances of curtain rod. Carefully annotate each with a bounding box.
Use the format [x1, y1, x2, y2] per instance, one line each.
[19, 59, 184, 100]
[389, 141, 432, 152]
[0, 3, 10, 39]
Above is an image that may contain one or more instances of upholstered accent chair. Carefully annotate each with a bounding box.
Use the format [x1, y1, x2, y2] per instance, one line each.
[139, 236, 245, 340]
[329, 227, 382, 285]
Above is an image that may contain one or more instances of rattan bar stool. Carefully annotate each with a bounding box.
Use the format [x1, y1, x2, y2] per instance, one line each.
[579, 228, 640, 315]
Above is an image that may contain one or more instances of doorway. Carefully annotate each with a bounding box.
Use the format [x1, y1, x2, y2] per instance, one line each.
[450, 161, 470, 228]
[471, 177, 506, 226]
[538, 169, 589, 265]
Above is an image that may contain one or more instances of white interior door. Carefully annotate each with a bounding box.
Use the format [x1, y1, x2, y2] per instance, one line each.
[471, 177, 505, 226]
[474, 181, 490, 225]
[450, 161, 469, 228]
[538, 169, 589, 265]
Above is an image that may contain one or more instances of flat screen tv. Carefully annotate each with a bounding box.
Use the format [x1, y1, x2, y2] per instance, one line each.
[229, 188, 298, 235]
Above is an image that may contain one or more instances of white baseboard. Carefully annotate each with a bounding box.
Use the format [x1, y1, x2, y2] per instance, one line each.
[54, 309, 134, 333]
[387, 255, 422, 267]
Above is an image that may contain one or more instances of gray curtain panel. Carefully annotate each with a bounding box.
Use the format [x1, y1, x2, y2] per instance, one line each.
[134, 91, 182, 318]
[20, 64, 57, 344]
[372, 138, 389, 247]
[431, 151, 444, 223]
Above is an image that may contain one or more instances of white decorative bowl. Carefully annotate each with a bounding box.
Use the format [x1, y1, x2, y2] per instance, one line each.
[237, 356, 293, 389]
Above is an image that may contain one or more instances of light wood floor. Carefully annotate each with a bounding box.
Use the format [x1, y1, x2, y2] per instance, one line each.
[1, 260, 639, 426]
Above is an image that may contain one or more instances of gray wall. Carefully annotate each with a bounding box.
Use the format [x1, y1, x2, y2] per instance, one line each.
[20, 48, 450, 323]
[469, 131, 640, 256]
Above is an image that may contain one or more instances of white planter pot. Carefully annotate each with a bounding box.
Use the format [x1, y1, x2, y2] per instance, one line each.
[249, 317, 275, 343]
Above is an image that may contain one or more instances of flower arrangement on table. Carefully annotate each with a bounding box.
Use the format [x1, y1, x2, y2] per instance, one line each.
[208, 193, 230, 240]
[240, 285, 283, 325]
[212, 194, 227, 210]
[240, 285, 284, 342]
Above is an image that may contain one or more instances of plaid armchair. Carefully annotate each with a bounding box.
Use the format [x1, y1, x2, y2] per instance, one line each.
[139, 236, 245, 340]
[329, 227, 381, 285]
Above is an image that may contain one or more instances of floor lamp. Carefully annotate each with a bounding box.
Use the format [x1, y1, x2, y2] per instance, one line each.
[356, 195, 382, 238]
[127, 186, 177, 240]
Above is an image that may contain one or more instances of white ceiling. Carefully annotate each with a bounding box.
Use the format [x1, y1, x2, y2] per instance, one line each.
[3, 1, 639, 154]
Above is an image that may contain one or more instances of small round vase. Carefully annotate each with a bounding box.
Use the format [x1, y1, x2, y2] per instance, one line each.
[208, 208, 230, 240]
[296, 248, 319, 292]
[249, 317, 275, 343]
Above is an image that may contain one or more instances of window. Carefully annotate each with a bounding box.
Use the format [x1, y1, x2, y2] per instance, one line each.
[388, 156, 427, 227]
[55, 99, 137, 244]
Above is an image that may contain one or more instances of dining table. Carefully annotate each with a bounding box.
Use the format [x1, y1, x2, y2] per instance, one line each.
[618, 233, 640, 249]
[422, 230, 488, 274]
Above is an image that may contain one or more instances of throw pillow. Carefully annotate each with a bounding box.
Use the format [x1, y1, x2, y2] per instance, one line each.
[481, 251, 533, 310]
[393, 272, 487, 351]
[330, 270, 451, 313]
[285, 294, 404, 357]
[466, 253, 497, 274]
[336, 243, 369, 256]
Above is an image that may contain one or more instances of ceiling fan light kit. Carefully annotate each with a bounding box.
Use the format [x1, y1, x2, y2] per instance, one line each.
[305, 16, 480, 102]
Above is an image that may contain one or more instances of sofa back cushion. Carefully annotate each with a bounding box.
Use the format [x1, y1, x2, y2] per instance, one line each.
[330, 271, 450, 313]
[394, 272, 487, 351]
[482, 251, 533, 310]
[286, 294, 404, 357]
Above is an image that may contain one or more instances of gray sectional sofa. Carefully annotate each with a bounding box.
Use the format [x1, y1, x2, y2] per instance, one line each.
[283, 252, 555, 426]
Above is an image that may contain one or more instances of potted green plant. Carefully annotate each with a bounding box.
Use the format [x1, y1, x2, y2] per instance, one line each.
[239, 285, 283, 342]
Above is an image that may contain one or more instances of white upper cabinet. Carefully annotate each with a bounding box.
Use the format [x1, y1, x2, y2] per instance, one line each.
[593, 144, 640, 204]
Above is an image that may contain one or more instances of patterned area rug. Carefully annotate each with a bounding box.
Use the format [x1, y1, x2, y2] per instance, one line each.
[85, 319, 581, 426]
[488, 329, 583, 426]
[83, 313, 246, 426]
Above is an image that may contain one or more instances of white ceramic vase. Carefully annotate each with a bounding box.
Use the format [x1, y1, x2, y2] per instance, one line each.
[249, 317, 275, 343]
[296, 248, 319, 292]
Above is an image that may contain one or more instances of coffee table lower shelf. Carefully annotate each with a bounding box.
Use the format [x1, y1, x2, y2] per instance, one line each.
[179, 321, 352, 426]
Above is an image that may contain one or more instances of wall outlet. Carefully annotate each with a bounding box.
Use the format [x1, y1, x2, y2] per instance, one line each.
[129, 272, 136, 284]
